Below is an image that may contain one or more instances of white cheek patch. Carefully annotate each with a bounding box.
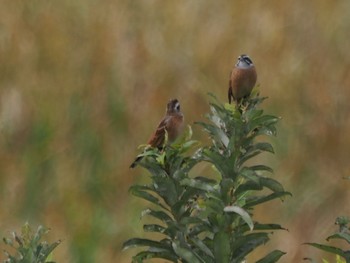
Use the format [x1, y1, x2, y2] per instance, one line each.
[175, 102, 180, 111]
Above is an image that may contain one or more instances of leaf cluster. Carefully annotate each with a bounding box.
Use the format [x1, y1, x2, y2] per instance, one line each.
[124, 94, 290, 262]
[2, 223, 61, 263]
[305, 216, 350, 263]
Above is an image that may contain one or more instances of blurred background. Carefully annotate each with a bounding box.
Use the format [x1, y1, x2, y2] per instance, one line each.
[0, 0, 350, 262]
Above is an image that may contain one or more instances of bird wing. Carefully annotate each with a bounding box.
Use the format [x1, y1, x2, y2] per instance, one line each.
[147, 116, 170, 148]
[228, 72, 233, 104]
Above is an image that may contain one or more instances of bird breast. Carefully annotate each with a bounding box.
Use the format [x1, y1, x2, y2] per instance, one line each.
[230, 66, 257, 99]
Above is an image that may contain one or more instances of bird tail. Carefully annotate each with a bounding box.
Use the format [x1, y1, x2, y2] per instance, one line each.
[130, 155, 143, 168]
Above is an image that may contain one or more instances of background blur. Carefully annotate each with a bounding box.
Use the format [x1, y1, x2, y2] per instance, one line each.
[1, 0, 350, 262]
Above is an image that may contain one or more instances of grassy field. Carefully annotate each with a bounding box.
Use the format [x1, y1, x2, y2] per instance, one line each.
[0, 1, 350, 262]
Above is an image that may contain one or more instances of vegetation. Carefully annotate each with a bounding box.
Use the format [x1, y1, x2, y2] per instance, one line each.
[305, 216, 350, 263]
[123, 93, 290, 262]
[0, 1, 349, 262]
[2, 223, 60, 263]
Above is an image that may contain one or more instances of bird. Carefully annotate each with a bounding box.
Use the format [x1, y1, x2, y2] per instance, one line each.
[228, 54, 257, 104]
[130, 98, 184, 168]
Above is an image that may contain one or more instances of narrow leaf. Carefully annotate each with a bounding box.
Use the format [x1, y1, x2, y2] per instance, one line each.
[133, 250, 178, 262]
[253, 223, 287, 231]
[327, 232, 350, 244]
[224, 205, 254, 231]
[260, 177, 285, 193]
[238, 150, 263, 167]
[232, 233, 269, 261]
[180, 178, 216, 192]
[191, 237, 215, 259]
[172, 241, 203, 263]
[244, 192, 292, 208]
[122, 238, 170, 251]
[235, 181, 262, 197]
[305, 243, 348, 259]
[130, 186, 159, 204]
[250, 165, 274, 173]
[143, 224, 167, 234]
[141, 209, 173, 223]
[251, 142, 275, 154]
[256, 250, 286, 263]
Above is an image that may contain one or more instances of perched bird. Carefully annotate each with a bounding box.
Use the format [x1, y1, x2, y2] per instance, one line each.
[228, 54, 257, 104]
[130, 99, 184, 168]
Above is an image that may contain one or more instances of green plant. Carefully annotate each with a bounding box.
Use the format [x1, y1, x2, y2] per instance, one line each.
[2, 223, 61, 263]
[322, 255, 346, 263]
[123, 93, 290, 262]
[306, 216, 350, 263]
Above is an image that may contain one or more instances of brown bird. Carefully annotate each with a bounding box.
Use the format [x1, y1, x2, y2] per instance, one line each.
[228, 54, 257, 104]
[130, 98, 184, 168]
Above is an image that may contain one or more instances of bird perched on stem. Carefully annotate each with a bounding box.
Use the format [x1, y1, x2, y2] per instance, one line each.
[130, 98, 184, 168]
[228, 54, 257, 104]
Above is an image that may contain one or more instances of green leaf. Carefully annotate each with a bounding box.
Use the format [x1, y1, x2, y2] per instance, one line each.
[244, 191, 292, 208]
[239, 143, 274, 167]
[336, 216, 350, 226]
[239, 168, 260, 183]
[152, 177, 178, 207]
[213, 231, 230, 263]
[129, 185, 169, 211]
[203, 195, 226, 214]
[258, 125, 278, 137]
[238, 150, 263, 167]
[197, 121, 229, 149]
[256, 250, 286, 263]
[122, 238, 171, 251]
[176, 125, 194, 144]
[190, 237, 215, 259]
[250, 142, 275, 154]
[143, 224, 167, 234]
[180, 178, 216, 192]
[248, 115, 279, 131]
[327, 232, 350, 244]
[224, 205, 254, 231]
[36, 240, 61, 262]
[231, 233, 270, 261]
[244, 109, 264, 121]
[260, 177, 285, 193]
[180, 140, 200, 153]
[234, 181, 262, 198]
[201, 149, 233, 178]
[132, 250, 178, 262]
[141, 209, 173, 223]
[235, 176, 287, 199]
[305, 243, 349, 260]
[250, 165, 274, 173]
[172, 240, 203, 263]
[253, 223, 287, 231]
[156, 152, 166, 166]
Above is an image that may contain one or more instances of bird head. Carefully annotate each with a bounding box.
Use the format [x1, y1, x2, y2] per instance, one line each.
[236, 54, 254, 68]
[166, 99, 181, 114]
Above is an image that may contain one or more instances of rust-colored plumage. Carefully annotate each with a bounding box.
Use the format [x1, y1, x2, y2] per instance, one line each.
[130, 99, 184, 168]
[228, 54, 257, 104]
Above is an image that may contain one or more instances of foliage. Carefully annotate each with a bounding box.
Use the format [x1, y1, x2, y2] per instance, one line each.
[322, 255, 346, 263]
[123, 93, 290, 262]
[2, 223, 61, 263]
[305, 216, 350, 263]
